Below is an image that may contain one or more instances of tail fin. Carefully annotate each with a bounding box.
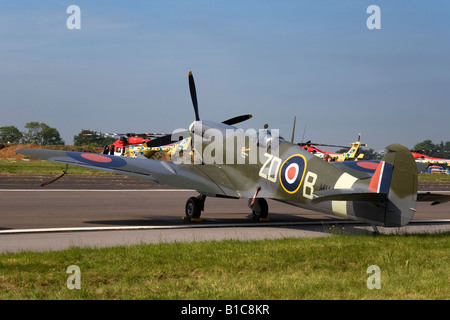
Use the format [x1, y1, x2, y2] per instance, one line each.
[381, 143, 418, 227]
[313, 144, 418, 227]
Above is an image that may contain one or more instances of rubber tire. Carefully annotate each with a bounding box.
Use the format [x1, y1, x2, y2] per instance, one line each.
[185, 197, 202, 219]
[251, 198, 268, 220]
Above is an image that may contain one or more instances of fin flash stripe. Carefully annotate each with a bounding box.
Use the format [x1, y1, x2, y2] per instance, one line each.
[369, 161, 393, 194]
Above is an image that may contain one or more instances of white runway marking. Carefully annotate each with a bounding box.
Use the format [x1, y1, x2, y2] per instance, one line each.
[0, 189, 193, 192]
[1, 219, 449, 235]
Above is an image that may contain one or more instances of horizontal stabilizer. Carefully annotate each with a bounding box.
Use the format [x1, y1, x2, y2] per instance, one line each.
[417, 192, 450, 205]
[312, 189, 387, 204]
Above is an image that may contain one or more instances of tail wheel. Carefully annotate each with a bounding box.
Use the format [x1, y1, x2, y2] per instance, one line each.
[250, 198, 268, 220]
[185, 196, 202, 219]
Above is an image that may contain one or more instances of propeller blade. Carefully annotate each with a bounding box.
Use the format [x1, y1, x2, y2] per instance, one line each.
[356, 133, 367, 147]
[314, 144, 349, 148]
[298, 141, 348, 149]
[189, 71, 200, 121]
[222, 114, 253, 125]
[148, 73, 253, 148]
[144, 130, 190, 147]
[146, 71, 199, 148]
[82, 132, 168, 138]
[143, 135, 175, 147]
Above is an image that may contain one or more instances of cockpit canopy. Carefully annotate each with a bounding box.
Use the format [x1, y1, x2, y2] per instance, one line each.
[251, 128, 284, 150]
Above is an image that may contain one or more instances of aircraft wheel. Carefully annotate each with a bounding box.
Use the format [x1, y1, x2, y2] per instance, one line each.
[186, 197, 202, 219]
[250, 198, 268, 220]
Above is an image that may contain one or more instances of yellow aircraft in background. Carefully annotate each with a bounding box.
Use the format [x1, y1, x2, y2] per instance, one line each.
[299, 134, 367, 162]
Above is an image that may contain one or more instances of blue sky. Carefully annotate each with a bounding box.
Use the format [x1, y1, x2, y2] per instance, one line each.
[1, 1, 449, 152]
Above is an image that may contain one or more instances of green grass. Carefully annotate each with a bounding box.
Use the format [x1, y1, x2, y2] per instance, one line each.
[1, 234, 449, 299]
[0, 160, 115, 175]
[418, 173, 450, 182]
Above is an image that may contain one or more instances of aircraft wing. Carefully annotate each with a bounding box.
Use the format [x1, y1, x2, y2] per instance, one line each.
[15, 149, 238, 197]
[417, 192, 450, 205]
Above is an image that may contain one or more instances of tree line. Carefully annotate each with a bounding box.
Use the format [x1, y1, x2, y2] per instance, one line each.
[412, 140, 450, 159]
[0, 124, 114, 147]
[0, 122, 64, 145]
[1, 123, 449, 158]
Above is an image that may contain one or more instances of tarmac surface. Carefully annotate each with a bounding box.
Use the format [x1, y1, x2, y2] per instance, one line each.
[0, 174, 449, 253]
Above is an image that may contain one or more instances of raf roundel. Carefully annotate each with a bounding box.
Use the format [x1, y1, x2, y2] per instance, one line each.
[66, 151, 127, 168]
[279, 154, 307, 194]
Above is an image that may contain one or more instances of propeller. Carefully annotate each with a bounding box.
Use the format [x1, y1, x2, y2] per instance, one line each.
[189, 71, 252, 125]
[355, 133, 367, 147]
[146, 71, 253, 148]
[189, 71, 200, 121]
[144, 133, 186, 148]
[222, 114, 253, 125]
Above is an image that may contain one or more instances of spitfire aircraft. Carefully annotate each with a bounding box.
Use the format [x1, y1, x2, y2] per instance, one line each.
[16, 72, 450, 228]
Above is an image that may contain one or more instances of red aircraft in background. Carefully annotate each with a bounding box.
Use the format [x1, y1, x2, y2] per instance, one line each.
[82, 132, 169, 157]
[102, 135, 151, 156]
[411, 152, 450, 167]
[299, 134, 367, 162]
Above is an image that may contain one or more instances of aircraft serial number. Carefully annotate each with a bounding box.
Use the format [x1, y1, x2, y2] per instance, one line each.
[259, 153, 282, 182]
[259, 153, 320, 198]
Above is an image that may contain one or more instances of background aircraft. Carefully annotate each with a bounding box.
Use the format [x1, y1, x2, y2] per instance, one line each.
[411, 152, 450, 167]
[299, 134, 367, 162]
[90, 133, 169, 157]
[16, 72, 449, 228]
[81, 132, 171, 157]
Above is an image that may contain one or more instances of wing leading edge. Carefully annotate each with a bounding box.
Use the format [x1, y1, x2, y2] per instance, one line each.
[15, 149, 235, 197]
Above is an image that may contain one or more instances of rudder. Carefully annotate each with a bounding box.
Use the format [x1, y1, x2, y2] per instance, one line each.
[382, 143, 418, 227]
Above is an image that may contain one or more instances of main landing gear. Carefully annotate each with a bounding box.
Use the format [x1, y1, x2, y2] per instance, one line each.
[185, 194, 206, 220]
[248, 198, 269, 220]
[184, 193, 269, 221]
[247, 186, 269, 221]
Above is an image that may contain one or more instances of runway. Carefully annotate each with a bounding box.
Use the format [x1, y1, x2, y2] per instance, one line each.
[1, 175, 449, 252]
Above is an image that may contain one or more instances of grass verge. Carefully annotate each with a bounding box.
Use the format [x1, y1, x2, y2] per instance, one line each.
[418, 173, 450, 182]
[0, 234, 449, 299]
[0, 160, 115, 175]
